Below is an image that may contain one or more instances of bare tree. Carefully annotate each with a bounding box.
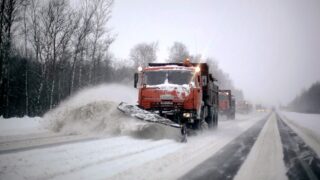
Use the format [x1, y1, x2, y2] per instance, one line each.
[69, 0, 95, 94]
[0, 0, 116, 117]
[167, 42, 189, 63]
[206, 58, 244, 100]
[36, 0, 76, 109]
[0, 0, 20, 117]
[130, 42, 158, 69]
[21, 0, 30, 115]
[89, 0, 114, 85]
[0, 0, 7, 116]
[27, 0, 45, 113]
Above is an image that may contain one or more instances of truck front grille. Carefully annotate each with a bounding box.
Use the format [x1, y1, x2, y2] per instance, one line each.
[150, 101, 183, 109]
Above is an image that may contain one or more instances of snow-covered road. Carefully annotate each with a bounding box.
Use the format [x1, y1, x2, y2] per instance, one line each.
[1, 85, 320, 180]
[1, 112, 320, 180]
[234, 113, 287, 180]
[0, 113, 268, 180]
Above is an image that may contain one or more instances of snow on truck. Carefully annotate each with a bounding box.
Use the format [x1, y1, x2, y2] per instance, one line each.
[218, 90, 236, 119]
[118, 60, 219, 142]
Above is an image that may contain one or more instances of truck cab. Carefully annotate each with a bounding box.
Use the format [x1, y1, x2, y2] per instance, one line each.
[134, 61, 219, 130]
[219, 90, 236, 119]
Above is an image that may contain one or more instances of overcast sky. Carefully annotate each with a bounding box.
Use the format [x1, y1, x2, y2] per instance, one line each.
[109, 0, 320, 106]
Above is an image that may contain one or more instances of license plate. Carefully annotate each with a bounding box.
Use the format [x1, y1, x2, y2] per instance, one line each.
[161, 101, 173, 105]
[160, 94, 174, 100]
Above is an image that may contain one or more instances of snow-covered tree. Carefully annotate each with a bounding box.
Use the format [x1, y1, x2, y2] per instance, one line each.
[130, 42, 158, 68]
[167, 42, 189, 63]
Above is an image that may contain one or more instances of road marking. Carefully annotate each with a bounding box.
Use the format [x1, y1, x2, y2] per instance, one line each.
[234, 113, 287, 180]
[180, 114, 270, 180]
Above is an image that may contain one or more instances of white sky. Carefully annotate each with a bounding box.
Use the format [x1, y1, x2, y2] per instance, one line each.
[109, 0, 320, 106]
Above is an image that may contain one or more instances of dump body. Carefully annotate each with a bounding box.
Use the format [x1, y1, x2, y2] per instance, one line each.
[135, 62, 219, 130]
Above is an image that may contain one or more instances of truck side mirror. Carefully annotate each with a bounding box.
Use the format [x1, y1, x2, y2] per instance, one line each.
[209, 74, 214, 81]
[134, 73, 138, 88]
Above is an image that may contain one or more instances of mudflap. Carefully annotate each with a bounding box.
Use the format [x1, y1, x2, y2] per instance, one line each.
[117, 102, 187, 142]
[180, 124, 187, 143]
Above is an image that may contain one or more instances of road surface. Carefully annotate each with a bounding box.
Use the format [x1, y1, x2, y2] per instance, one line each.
[0, 111, 319, 180]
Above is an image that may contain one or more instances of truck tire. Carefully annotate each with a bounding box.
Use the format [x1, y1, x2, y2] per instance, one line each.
[180, 124, 187, 143]
[216, 114, 219, 126]
[213, 109, 218, 129]
[200, 119, 208, 130]
[228, 111, 235, 120]
[206, 107, 214, 129]
[195, 105, 208, 131]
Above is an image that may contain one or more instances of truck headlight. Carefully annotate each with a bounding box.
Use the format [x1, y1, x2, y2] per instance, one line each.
[195, 66, 201, 73]
[183, 113, 191, 118]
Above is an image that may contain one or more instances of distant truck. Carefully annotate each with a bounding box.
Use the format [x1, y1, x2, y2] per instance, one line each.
[133, 60, 220, 131]
[237, 100, 252, 114]
[256, 104, 267, 112]
[218, 90, 235, 119]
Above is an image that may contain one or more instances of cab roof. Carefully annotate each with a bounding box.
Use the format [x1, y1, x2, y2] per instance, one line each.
[144, 65, 195, 71]
[145, 63, 209, 74]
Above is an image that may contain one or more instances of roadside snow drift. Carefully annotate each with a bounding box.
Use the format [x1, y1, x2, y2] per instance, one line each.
[44, 84, 181, 140]
[0, 116, 46, 136]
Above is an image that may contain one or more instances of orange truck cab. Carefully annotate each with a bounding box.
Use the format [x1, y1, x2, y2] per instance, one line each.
[219, 90, 236, 119]
[134, 61, 219, 130]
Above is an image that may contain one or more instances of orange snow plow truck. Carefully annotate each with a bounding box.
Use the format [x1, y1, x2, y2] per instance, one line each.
[118, 60, 219, 142]
[218, 90, 236, 119]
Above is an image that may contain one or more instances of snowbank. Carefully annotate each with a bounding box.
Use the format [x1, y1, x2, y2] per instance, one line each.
[280, 111, 320, 156]
[281, 111, 320, 137]
[0, 116, 46, 136]
[44, 84, 180, 140]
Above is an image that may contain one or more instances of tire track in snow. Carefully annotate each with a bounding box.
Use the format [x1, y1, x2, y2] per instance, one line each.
[108, 113, 269, 180]
[276, 114, 320, 180]
[50, 141, 178, 180]
[0, 137, 179, 180]
[180, 114, 270, 180]
[0, 136, 101, 155]
[0, 133, 72, 145]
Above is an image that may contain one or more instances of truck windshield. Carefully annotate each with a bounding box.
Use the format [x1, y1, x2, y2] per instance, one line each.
[219, 94, 228, 100]
[144, 70, 194, 85]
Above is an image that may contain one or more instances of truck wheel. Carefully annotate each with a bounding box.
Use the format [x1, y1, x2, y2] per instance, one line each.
[197, 105, 208, 131]
[180, 124, 187, 143]
[200, 119, 208, 130]
[206, 107, 214, 129]
[213, 110, 218, 129]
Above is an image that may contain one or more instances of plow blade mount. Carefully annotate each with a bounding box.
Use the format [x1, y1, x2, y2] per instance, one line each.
[117, 102, 181, 128]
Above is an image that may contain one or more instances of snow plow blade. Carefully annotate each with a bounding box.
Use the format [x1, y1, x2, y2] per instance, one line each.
[117, 102, 187, 142]
[117, 102, 181, 128]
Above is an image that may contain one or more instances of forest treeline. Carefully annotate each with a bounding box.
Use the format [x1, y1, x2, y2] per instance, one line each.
[287, 82, 320, 114]
[0, 0, 242, 118]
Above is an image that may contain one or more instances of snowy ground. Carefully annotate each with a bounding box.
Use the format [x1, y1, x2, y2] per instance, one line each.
[279, 111, 320, 156]
[0, 112, 267, 179]
[280, 111, 320, 137]
[1, 85, 319, 179]
[0, 116, 47, 136]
